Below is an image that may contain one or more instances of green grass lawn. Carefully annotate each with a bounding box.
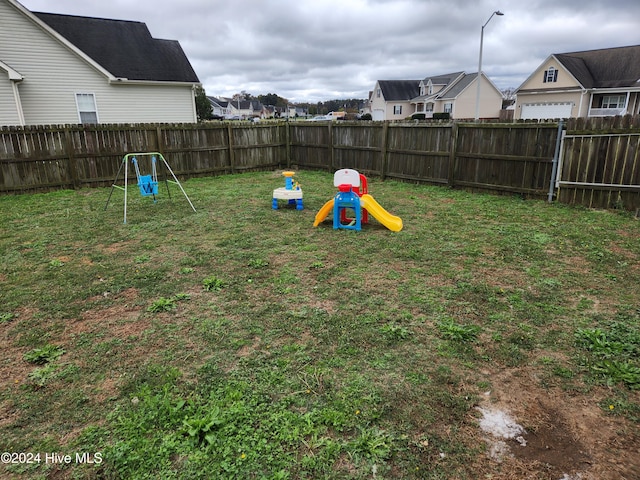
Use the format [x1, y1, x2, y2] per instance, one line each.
[1, 170, 639, 479]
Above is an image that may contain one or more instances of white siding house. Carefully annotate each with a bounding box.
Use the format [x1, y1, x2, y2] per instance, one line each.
[0, 0, 200, 126]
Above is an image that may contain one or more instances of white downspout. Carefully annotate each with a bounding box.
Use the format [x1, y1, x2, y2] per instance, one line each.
[12, 80, 25, 126]
[579, 89, 587, 118]
[623, 91, 630, 116]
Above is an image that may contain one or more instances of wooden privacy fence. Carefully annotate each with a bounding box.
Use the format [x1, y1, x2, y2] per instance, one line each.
[1, 117, 640, 210]
[0, 123, 287, 192]
[290, 121, 559, 198]
[555, 116, 640, 210]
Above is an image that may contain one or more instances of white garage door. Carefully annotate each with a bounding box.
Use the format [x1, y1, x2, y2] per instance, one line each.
[372, 109, 385, 121]
[521, 102, 573, 120]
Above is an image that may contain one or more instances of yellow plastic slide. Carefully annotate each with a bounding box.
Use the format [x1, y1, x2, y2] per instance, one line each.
[313, 199, 334, 227]
[313, 195, 402, 232]
[360, 194, 403, 232]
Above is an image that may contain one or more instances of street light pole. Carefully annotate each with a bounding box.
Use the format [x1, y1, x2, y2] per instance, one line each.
[474, 10, 504, 122]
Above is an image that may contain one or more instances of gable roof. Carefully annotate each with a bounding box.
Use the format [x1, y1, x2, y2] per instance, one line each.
[438, 73, 477, 99]
[411, 71, 489, 102]
[377, 80, 420, 101]
[422, 71, 464, 87]
[34, 12, 199, 83]
[554, 45, 640, 89]
[208, 96, 227, 107]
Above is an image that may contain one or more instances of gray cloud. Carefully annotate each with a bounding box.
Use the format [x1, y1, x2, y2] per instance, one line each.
[20, 0, 640, 102]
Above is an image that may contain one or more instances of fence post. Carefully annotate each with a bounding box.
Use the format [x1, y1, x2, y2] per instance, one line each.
[547, 120, 565, 203]
[447, 122, 459, 188]
[63, 126, 80, 189]
[285, 121, 291, 169]
[155, 125, 165, 157]
[227, 123, 236, 174]
[328, 122, 335, 171]
[380, 122, 389, 180]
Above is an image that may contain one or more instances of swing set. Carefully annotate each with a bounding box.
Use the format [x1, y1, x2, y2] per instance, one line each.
[104, 152, 196, 223]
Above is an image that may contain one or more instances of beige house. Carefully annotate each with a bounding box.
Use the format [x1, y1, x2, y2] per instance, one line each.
[514, 45, 640, 120]
[369, 72, 503, 121]
[411, 72, 503, 120]
[369, 80, 419, 121]
[0, 0, 199, 126]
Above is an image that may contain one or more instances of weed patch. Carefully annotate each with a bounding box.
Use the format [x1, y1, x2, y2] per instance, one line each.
[576, 313, 640, 389]
[23, 344, 65, 365]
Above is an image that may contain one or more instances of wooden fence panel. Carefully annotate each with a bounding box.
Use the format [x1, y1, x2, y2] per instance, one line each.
[161, 124, 230, 177]
[454, 123, 558, 197]
[229, 123, 285, 172]
[0, 126, 71, 191]
[558, 131, 640, 209]
[332, 123, 384, 175]
[385, 123, 451, 184]
[289, 124, 332, 170]
[70, 125, 159, 188]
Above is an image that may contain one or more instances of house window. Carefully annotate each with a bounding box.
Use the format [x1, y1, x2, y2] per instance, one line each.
[376, 89, 381, 98]
[601, 95, 626, 109]
[443, 103, 453, 113]
[425, 103, 434, 113]
[394, 105, 402, 115]
[75, 93, 98, 124]
[543, 67, 558, 83]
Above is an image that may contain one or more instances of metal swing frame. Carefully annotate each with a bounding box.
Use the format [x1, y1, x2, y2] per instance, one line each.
[104, 152, 196, 224]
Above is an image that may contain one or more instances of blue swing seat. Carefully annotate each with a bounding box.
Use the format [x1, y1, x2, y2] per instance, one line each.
[138, 174, 158, 196]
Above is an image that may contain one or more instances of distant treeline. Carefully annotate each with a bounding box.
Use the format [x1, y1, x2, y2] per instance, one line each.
[239, 92, 365, 115]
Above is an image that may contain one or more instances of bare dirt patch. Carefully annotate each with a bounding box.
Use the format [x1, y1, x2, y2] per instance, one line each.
[476, 368, 640, 479]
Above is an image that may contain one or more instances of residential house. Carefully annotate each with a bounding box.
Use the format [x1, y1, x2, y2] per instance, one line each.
[411, 72, 502, 120]
[514, 45, 640, 120]
[280, 105, 307, 119]
[224, 99, 263, 119]
[0, 0, 200, 126]
[207, 97, 232, 118]
[369, 80, 420, 121]
[369, 72, 503, 121]
[292, 106, 308, 118]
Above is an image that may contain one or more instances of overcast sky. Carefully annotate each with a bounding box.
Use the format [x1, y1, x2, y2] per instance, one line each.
[19, 0, 640, 103]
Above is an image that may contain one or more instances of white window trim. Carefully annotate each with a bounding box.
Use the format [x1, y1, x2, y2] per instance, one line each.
[544, 66, 558, 83]
[75, 92, 99, 124]
[601, 94, 627, 109]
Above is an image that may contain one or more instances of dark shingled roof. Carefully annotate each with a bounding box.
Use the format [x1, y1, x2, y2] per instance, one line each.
[423, 71, 464, 86]
[34, 12, 199, 83]
[555, 45, 640, 89]
[378, 80, 420, 101]
[438, 73, 477, 99]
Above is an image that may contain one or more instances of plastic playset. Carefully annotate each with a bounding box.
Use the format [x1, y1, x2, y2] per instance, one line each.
[272, 171, 303, 210]
[313, 168, 403, 232]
